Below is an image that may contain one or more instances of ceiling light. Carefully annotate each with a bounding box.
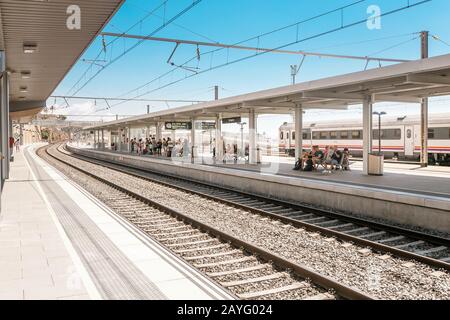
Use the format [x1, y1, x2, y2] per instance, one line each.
[20, 86, 28, 93]
[21, 71, 31, 79]
[23, 43, 38, 54]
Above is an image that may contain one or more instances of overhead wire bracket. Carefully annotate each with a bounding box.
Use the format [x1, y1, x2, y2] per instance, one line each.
[167, 42, 180, 64]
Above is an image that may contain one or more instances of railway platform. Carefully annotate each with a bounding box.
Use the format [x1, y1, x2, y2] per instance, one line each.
[69, 145, 450, 234]
[0, 145, 233, 300]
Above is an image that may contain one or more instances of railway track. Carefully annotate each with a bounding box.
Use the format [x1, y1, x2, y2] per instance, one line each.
[40, 144, 372, 300]
[64, 144, 450, 271]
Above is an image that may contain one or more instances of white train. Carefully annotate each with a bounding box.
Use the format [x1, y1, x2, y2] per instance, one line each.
[279, 113, 450, 165]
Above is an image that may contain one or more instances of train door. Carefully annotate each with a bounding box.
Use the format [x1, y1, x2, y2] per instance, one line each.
[404, 126, 415, 157]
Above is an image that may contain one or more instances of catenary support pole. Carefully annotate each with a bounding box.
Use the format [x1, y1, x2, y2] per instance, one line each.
[249, 109, 257, 164]
[420, 30, 429, 167]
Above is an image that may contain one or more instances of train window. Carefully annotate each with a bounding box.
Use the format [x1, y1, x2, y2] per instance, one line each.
[429, 127, 450, 139]
[303, 130, 311, 140]
[352, 130, 362, 139]
[286, 132, 289, 140]
[373, 129, 381, 139]
[280, 131, 284, 140]
[312, 131, 320, 140]
[292, 132, 295, 140]
[330, 131, 337, 139]
[320, 131, 329, 140]
[373, 129, 401, 140]
[340, 131, 349, 139]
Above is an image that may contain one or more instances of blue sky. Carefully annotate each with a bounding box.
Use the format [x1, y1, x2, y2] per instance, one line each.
[51, 0, 450, 138]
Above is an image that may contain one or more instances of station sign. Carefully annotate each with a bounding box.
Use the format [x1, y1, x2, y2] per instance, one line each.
[196, 122, 216, 130]
[222, 117, 241, 124]
[165, 121, 192, 130]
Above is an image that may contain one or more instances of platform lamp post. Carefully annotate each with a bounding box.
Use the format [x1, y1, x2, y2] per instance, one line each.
[373, 111, 386, 155]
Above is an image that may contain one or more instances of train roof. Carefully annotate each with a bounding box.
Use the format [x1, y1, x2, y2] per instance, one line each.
[280, 113, 450, 129]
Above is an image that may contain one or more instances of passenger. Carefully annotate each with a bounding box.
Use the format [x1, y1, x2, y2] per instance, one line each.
[157, 139, 162, 155]
[302, 148, 314, 172]
[331, 146, 342, 170]
[342, 148, 351, 170]
[152, 137, 157, 154]
[162, 138, 167, 156]
[312, 145, 324, 168]
[183, 139, 189, 159]
[137, 139, 143, 156]
[224, 144, 233, 162]
[323, 146, 335, 170]
[167, 138, 173, 157]
[149, 140, 154, 155]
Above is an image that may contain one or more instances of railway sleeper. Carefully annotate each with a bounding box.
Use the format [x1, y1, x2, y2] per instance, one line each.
[220, 272, 286, 288]
[184, 249, 241, 261]
[207, 264, 270, 278]
[413, 246, 447, 256]
[237, 282, 309, 300]
[174, 244, 229, 254]
[194, 256, 256, 268]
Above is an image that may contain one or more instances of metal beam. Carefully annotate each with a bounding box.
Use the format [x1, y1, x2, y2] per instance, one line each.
[101, 32, 411, 63]
[373, 95, 422, 103]
[406, 74, 450, 85]
[50, 95, 205, 104]
[302, 91, 364, 100]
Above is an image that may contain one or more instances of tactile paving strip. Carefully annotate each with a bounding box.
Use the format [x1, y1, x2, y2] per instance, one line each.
[26, 151, 167, 300]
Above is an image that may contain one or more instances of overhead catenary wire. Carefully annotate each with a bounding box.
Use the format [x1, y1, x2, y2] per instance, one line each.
[66, 0, 171, 96]
[114, 0, 369, 100]
[69, 0, 204, 97]
[431, 34, 450, 47]
[125, 0, 218, 43]
[108, 0, 431, 111]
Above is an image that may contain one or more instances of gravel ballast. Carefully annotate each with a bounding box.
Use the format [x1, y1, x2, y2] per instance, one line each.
[41, 145, 450, 300]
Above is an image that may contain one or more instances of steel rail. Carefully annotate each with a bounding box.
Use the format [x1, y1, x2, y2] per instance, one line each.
[45, 144, 374, 300]
[65, 145, 450, 271]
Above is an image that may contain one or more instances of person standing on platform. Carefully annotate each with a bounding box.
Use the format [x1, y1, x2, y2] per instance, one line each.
[15, 139, 20, 152]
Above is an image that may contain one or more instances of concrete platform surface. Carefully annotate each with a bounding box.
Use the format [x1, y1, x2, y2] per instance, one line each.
[0, 145, 233, 300]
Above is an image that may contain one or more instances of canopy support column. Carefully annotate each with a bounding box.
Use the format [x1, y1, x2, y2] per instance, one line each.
[156, 122, 162, 141]
[101, 129, 104, 149]
[215, 114, 222, 160]
[420, 98, 428, 167]
[126, 127, 130, 152]
[249, 108, 257, 164]
[191, 117, 196, 161]
[362, 95, 373, 175]
[294, 104, 303, 160]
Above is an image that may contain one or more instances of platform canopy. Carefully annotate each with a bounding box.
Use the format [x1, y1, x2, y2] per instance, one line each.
[86, 53, 450, 130]
[0, 0, 125, 122]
